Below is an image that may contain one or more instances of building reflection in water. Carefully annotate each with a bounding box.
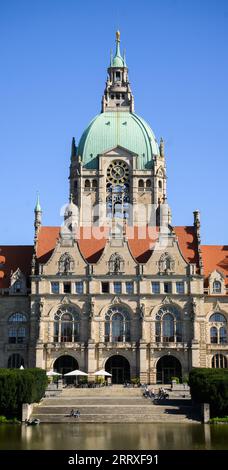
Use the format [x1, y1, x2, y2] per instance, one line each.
[0, 423, 224, 451]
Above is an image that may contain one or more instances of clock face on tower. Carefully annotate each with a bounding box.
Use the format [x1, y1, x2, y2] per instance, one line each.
[107, 160, 129, 184]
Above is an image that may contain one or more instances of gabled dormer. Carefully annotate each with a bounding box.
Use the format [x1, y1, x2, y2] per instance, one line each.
[40, 236, 88, 277]
[92, 235, 138, 276]
[143, 229, 189, 276]
[208, 269, 226, 295]
[9, 268, 27, 295]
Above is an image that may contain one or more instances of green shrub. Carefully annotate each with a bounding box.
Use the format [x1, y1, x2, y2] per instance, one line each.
[95, 376, 105, 384]
[209, 416, 228, 423]
[189, 368, 228, 417]
[0, 415, 20, 424]
[0, 415, 8, 423]
[182, 374, 189, 384]
[171, 376, 180, 384]
[131, 377, 140, 385]
[79, 376, 88, 384]
[0, 368, 48, 416]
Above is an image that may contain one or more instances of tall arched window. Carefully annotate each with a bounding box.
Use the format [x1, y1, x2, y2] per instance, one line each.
[138, 179, 144, 190]
[220, 327, 227, 344]
[155, 306, 182, 343]
[8, 353, 24, 368]
[209, 312, 227, 344]
[213, 281, 221, 293]
[106, 160, 130, 219]
[54, 306, 80, 343]
[162, 313, 174, 342]
[85, 179, 90, 190]
[212, 354, 227, 369]
[210, 326, 218, 344]
[8, 313, 27, 344]
[105, 306, 130, 342]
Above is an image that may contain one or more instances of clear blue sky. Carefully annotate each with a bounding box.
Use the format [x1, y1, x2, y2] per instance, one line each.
[0, 0, 227, 245]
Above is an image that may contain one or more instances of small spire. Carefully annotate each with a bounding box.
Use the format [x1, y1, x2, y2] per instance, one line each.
[71, 137, 76, 160]
[123, 49, 126, 67]
[115, 30, 121, 57]
[35, 194, 42, 212]
[110, 49, 113, 67]
[34, 193, 42, 239]
[159, 137, 164, 157]
[112, 30, 124, 67]
[69, 193, 73, 203]
[193, 210, 200, 227]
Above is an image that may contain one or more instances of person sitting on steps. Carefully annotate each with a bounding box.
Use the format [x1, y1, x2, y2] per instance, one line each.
[74, 410, 80, 418]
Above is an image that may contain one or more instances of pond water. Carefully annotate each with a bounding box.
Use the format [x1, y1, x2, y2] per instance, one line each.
[0, 423, 227, 450]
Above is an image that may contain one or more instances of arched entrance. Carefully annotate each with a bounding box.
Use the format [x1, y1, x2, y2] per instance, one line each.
[106, 355, 130, 384]
[53, 355, 78, 376]
[156, 355, 182, 384]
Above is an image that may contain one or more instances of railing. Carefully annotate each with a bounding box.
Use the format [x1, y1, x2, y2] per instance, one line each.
[104, 335, 131, 342]
[152, 341, 189, 348]
[207, 343, 228, 350]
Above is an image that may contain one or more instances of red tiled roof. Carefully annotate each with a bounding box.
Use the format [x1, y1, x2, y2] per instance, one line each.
[0, 246, 34, 288]
[35, 225, 199, 265]
[174, 226, 199, 265]
[36, 226, 60, 263]
[2, 227, 227, 289]
[36, 226, 160, 263]
[201, 245, 228, 285]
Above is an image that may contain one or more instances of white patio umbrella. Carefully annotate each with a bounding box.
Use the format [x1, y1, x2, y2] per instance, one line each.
[46, 370, 62, 376]
[19, 365, 24, 370]
[64, 369, 88, 385]
[64, 369, 88, 377]
[94, 369, 112, 377]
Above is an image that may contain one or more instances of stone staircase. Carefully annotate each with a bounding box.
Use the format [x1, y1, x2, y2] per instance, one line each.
[31, 386, 200, 424]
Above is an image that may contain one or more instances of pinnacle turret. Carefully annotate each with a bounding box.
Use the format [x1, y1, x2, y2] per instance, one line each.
[34, 194, 42, 213]
[34, 194, 42, 249]
[71, 137, 76, 160]
[102, 31, 134, 112]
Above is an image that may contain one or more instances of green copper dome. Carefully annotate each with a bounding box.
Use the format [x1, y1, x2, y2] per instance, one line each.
[77, 112, 159, 169]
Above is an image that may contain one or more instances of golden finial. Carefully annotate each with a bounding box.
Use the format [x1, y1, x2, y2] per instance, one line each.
[116, 30, 120, 42]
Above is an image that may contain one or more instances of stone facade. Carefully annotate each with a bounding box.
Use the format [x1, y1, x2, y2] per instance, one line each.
[0, 33, 227, 383]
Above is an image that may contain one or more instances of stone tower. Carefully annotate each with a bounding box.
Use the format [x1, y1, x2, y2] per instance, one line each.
[69, 32, 168, 228]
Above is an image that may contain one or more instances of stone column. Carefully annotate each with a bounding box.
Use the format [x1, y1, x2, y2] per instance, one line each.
[139, 341, 148, 383]
[87, 340, 96, 381]
[191, 340, 200, 367]
[35, 344, 45, 368]
[201, 403, 210, 423]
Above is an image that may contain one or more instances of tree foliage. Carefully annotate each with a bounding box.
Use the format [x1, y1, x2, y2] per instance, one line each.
[0, 368, 47, 415]
[189, 368, 228, 417]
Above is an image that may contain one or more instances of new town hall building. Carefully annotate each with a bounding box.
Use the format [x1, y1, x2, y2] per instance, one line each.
[0, 33, 228, 384]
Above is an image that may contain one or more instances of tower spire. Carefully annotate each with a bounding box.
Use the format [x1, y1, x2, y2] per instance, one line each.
[115, 30, 121, 59]
[35, 194, 42, 213]
[34, 194, 42, 250]
[71, 137, 76, 161]
[123, 49, 126, 67]
[159, 138, 164, 158]
[112, 30, 125, 67]
[101, 31, 134, 112]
